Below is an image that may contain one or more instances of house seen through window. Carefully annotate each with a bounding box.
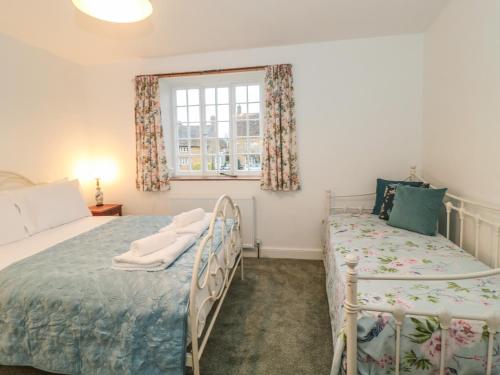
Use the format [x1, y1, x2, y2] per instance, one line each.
[161, 71, 264, 177]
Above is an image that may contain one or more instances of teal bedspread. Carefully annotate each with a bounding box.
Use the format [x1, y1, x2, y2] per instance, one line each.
[0, 216, 226, 375]
[326, 213, 500, 375]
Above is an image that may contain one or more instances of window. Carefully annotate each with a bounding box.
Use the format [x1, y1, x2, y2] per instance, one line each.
[163, 72, 264, 177]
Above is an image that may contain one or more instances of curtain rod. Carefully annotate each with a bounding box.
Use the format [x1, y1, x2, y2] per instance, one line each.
[138, 65, 267, 79]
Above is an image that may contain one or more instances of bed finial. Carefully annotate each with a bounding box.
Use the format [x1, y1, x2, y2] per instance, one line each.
[344, 253, 359, 375]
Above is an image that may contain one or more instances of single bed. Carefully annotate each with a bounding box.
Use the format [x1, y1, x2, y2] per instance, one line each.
[0, 172, 242, 375]
[324, 168, 500, 375]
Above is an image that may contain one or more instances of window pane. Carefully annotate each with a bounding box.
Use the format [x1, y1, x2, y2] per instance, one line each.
[236, 139, 247, 153]
[178, 139, 189, 154]
[237, 121, 247, 136]
[217, 87, 229, 104]
[248, 137, 261, 153]
[179, 157, 189, 171]
[219, 154, 231, 171]
[219, 138, 231, 154]
[218, 122, 230, 138]
[177, 123, 188, 138]
[189, 124, 200, 138]
[187, 89, 199, 105]
[248, 85, 260, 102]
[248, 103, 260, 114]
[191, 156, 202, 170]
[190, 139, 201, 154]
[236, 103, 247, 115]
[176, 90, 187, 106]
[177, 107, 187, 122]
[188, 106, 200, 122]
[207, 138, 217, 154]
[248, 154, 261, 171]
[207, 156, 217, 171]
[206, 123, 216, 137]
[205, 105, 216, 122]
[249, 120, 260, 136]
[237, 155, 247, 171]
[205, 88, 215, 105]
[218, 104, 229, 121]
[235, 86, 247, 103]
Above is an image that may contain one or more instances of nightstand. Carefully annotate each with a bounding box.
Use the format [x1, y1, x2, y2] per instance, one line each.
[89, 204, 123, 216]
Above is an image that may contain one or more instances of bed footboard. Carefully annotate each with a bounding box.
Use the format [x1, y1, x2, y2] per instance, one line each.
[187, 195, 243, 375]
[343, 255, 500, 375]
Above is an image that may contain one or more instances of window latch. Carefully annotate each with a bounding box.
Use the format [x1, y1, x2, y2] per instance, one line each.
[219, 172, 237, 178]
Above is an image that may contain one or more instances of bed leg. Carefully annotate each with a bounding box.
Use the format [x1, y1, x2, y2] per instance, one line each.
[191, 339, 200, 375]
[345, 254, 359, 375]
[240, 252, 244, 281]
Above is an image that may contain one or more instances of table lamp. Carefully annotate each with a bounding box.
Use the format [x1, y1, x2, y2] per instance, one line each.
[95, 177, 104, 206]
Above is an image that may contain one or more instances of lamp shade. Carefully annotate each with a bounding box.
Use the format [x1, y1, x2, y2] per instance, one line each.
[72, 0, 153, 23]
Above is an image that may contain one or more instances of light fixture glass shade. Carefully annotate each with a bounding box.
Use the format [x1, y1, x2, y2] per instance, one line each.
[72, 0, 153, 23]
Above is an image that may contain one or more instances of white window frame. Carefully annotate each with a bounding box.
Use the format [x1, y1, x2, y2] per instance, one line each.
[162, 72, 265, 178]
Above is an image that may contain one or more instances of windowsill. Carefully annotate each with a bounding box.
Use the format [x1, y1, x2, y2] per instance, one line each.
[170, 176, 260, 181]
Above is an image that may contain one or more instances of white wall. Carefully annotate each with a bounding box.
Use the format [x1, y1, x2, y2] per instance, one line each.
[0, 34, 89, 183]
[423, 0, 500, 205]
[84, 35, 423, 256]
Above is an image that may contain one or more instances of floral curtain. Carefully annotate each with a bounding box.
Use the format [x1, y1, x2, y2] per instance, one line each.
[135, 75, 170, 191]
[261, 64, 300, 191]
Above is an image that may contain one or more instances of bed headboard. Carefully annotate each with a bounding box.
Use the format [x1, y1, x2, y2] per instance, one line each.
[0, 171, 35, 191]
[325, 166, 500, 267]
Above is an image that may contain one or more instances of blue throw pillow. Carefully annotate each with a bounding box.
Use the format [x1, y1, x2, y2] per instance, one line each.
[388, 185, 447, 236]
[372, 178, 426, 215]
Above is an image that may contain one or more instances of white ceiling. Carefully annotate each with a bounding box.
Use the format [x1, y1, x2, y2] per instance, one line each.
[0, 0, 447, 65]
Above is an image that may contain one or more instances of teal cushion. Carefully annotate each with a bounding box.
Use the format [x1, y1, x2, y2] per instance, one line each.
[388, 185, 447, 236]
[372, 178, 427, 215]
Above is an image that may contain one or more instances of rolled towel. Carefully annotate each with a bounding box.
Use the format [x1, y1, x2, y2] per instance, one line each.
[160, 213, 213, 238]
[172, 208, 205, 229]
[130, 230, 177, 257]
[112, 234, 196, 271]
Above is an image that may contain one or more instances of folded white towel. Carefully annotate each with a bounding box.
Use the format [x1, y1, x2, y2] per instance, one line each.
[172, 208, 205, 229]
[112, 234, 196, 271]
[130, 230, 177, 257]
[160, 213, 213, 238]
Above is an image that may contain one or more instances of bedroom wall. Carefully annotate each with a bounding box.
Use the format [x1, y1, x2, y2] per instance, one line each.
[83, 34, 424, 257]
[0, 34, 89, 183]
[422, 0, 500, 205]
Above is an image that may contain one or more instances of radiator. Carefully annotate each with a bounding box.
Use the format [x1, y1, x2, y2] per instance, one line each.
[167, 195, 257, 249]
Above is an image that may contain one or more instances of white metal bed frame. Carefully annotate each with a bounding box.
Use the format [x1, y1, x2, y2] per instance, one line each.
[325, 167, 500, 375]
[0, 171, 243, 375]
[187, 194, 243, 375]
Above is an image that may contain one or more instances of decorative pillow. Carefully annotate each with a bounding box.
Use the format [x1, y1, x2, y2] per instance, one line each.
[0, 194, 28, 245]
[372, 178, 427, 215]
[379, 183, 430, 220]
[388, 185, 447, 236]
[378, 185, 397, 220]
[8, 180, 90, 235]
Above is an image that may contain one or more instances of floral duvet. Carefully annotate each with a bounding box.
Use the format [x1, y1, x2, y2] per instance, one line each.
[325, 213, 500, 375]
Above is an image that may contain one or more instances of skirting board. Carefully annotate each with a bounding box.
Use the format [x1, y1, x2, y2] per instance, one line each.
[243, 247, 323, 260]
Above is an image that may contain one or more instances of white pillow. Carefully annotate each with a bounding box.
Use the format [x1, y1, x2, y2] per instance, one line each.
[0, 194, 28, 245]
[10, 179, 91, 235]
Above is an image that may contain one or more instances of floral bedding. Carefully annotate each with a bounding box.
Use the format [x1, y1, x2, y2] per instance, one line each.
[325, 213, 500, 375]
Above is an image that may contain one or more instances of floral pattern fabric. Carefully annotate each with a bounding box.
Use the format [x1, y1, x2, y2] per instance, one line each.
[325, 213, 500, 375]
[135, 75, 170, 192]
[260, 65, 300, 191]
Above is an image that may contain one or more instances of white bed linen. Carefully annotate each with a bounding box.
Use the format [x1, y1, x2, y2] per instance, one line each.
[0, 216, 115, 271]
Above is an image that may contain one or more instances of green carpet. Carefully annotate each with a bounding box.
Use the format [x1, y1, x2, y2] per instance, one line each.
[1, 258, 333, 375]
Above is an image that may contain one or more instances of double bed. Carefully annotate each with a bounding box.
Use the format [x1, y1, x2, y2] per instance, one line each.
[324, 169, 500, 375]
[0, 172, 243, 375]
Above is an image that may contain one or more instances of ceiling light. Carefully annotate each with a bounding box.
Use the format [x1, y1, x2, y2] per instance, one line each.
[72, 0, 153, 23]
